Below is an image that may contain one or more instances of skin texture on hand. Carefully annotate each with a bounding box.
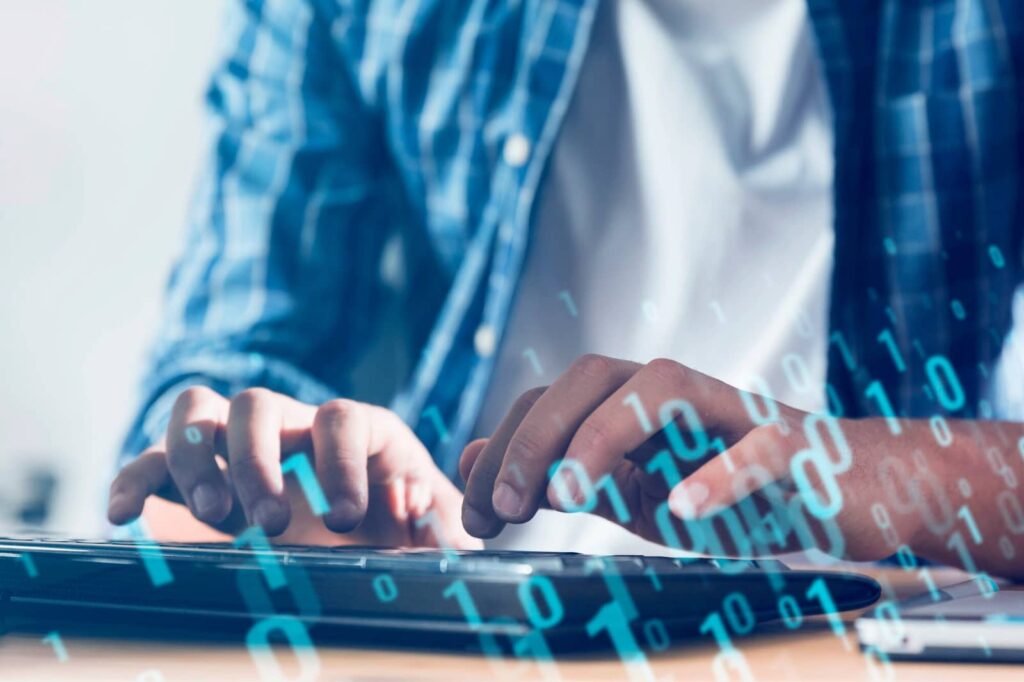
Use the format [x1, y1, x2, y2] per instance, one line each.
[460, 356, 753, 540]
[140, 478, 448, 547]
[669, 415, 1024, 579]
[460, 355, 775, 544]
[460, 354, 1024, 579]
[108, 388, 481, 550]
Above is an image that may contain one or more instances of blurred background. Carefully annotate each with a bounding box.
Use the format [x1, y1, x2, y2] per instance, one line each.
[0, 1, 225, 534]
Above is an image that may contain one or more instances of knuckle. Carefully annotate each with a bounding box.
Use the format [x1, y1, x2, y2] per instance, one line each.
[750, 423, 785, 452]
[378, 407, 417, 443]
[645, 357, 687, 385]
[173, 385, 219, 413]
[572, 418, 612, 458]
[735, 424, 787, 472]
[230, 387, 275, 412]
[505, 425, 548, 467]
[571, 353, 615, 379]
[513, 386, 546, 412]
[109, 471, 135, 496]
[314, 398, 360, 430]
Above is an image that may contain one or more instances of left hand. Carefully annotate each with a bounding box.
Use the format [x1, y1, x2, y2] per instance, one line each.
[108, 388, 481, 549]
[460, 354, 936, 561]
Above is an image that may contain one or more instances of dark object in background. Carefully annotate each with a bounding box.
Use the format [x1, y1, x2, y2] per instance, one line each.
[0, 463, 57, 527]
[17, 469, 57, 526]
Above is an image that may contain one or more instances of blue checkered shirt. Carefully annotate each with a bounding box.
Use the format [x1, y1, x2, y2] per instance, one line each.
[122, 0, 1024, 477]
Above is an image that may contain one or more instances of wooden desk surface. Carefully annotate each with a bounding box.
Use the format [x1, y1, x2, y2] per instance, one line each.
[1, 567, 1021, 681]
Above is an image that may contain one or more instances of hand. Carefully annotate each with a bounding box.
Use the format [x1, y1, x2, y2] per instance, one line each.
[108, 387, 480, 549]
[459, 354, 939, 562]
[667, 413, 942, 562]
[460, 354, 763, 544]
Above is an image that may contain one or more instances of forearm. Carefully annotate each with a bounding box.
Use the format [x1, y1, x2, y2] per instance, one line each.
[906, 420, 1024, 580]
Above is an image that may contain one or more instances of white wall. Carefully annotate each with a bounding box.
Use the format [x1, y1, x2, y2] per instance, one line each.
[0, 1, 225, 533]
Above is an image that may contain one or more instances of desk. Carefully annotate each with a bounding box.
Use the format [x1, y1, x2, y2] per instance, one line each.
[1, 567, 1021, 681]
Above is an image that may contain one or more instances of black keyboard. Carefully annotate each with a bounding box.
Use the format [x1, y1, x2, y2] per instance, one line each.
[2, 535, 779, 574]
[0, 535, 880, 651]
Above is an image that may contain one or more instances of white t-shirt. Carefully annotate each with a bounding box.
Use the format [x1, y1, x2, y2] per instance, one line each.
[473, 0, 836, 554]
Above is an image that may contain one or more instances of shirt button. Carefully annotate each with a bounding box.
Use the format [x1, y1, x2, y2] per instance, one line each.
[474, 324, 497, 357]
[502, 134, 531, 168]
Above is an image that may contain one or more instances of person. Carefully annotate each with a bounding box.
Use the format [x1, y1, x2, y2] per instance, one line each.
[107, 0, 1024, 578]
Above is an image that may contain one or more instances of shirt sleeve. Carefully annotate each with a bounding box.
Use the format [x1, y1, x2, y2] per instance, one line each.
[119, 0, 389, 466]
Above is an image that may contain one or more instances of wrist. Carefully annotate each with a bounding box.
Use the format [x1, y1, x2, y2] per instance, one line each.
[903, 418, 977, 558]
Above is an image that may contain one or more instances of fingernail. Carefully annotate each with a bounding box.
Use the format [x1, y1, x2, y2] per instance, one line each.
[552, 466, 583, 509]
[670, 481, 710, 520]
[492, 482, 523, 519]
[389, 478, 408, 522]
[191, 483, 221, 519]
[325, 498, 363, 532]
[462, 504, 497, 538]
[408, 481, 432, 518]
[252, 498, 287, 532]
[107, 492, 135, 522]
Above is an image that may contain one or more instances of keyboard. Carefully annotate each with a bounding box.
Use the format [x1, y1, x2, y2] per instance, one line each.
[0, 535, 880, 651]
[2, 535, 775, 571]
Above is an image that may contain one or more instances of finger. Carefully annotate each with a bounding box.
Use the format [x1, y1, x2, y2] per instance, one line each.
[549, 359, 742, 509]
[385, 477, 408, 524]
[226, 388, 293, 535]
[667, 424, 852, 557]
[166, 386, 232, 524]
[410, 474, 483, 550]
[313, 403, 452, 536]
[108, 448, 171, 524]
[668, 424, 791, 520]
[494, 355, 639, 522]
[311, 399, 371, 532]
[359, 405, 447, 487]
[407, 478, 433, 520]
[458, 439, 488, 483]
[461, 388, 546, 538]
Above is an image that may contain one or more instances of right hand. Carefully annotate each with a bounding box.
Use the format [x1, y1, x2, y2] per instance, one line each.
[107, 386, 480, 548]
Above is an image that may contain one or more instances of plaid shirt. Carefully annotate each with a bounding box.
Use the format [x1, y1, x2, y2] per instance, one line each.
[123, 0, 1024, 477]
